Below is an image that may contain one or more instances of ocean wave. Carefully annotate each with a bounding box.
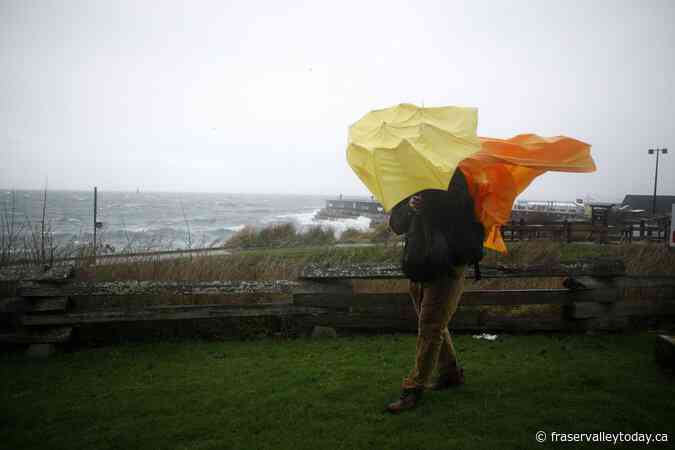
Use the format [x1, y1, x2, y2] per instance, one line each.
[263, 210, 371, 237]
[244, 208, 273, 213]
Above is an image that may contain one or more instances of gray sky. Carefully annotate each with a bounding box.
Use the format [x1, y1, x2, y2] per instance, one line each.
[1, 0, 674, 201]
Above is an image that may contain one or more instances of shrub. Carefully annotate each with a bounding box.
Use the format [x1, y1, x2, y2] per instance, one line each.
[225, 223, 336, 249]
[258, 223, 297, 247]
[371, 223, 395, 243]
[224, 226, 259, 249]
[299, 225, 335, 246]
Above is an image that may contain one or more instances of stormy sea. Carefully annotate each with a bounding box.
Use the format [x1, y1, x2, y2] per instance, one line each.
[1, 190, 373, 254]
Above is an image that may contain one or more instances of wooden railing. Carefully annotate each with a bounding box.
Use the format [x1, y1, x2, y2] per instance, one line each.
[1, 260, 674, 354]
[501, 219, 672, 243]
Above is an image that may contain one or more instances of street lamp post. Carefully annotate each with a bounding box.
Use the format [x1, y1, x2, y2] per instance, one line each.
[648, 148, 668, 216]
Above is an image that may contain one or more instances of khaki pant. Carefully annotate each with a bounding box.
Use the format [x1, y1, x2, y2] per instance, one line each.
[402, 265, 466, 390]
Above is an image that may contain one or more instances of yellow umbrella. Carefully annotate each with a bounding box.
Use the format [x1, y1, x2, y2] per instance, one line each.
[347, 103, 481, 212]
[347, 103, 597, 253]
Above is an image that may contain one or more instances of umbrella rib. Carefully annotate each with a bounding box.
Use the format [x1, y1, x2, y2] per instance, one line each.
[371, 149, 387, 210]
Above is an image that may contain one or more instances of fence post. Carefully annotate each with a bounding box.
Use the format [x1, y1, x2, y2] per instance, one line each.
[640, 220, 645, 240]
[564, 219, 571, 243]
[564, 259, 628, 331]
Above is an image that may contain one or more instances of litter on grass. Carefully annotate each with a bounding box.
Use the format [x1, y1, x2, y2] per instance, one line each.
[473, 333, 498, 341]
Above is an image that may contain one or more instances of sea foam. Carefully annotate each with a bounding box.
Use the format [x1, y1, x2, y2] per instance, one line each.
[265, 209, 372, 237]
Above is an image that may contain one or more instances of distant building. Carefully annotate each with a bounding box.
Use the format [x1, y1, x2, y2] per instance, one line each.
[622, 195, 675, 215]
[512, 199, 586, 217]
[325, 199, 384, 215]
[315, 198, 387, 226]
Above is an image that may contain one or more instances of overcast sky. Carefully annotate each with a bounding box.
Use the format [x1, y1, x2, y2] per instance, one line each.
[1, 0, 674, 201]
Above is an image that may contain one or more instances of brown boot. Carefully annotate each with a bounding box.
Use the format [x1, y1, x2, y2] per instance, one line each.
[386, 388, 423, 414]
[431, 367, 464, 390]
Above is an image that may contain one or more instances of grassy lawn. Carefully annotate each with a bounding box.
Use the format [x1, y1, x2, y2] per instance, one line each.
[1, 334, 673, 450]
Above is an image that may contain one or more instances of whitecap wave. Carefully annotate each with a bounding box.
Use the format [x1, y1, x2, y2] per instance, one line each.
[225, 224, 246, 232]
[264, 209, 371, 237]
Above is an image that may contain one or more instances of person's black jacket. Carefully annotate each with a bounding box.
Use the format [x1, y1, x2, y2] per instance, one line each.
[389, 168, 483, 266]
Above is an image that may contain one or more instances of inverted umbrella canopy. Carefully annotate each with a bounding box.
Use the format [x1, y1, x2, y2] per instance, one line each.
[461, 134, 596, 253]
[346, 103, 597, 253]
[347, 103, 482, 212]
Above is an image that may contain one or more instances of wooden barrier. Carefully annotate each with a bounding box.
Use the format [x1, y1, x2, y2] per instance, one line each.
[1, 259, 674, 354]
[501, 220, 671, 244]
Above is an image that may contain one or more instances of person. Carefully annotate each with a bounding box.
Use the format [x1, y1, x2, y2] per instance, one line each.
[385, 168, 480, 414]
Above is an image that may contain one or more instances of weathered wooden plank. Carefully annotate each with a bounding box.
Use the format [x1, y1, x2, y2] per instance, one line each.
[294, 293, 411, 309]
[565, 277, 622, 303]
[17, 283, 64, 298]
[0, 297, 27, 314]
[302, 309, 572, 332]
[568, 300, 675, 320]
[30, 297, 70, 313]
[463, 289, 571, 306]
[294, 289, 573, 308]
[565, 288, 621, 304]
[23, 280, 300, 297]
[21, 304, 326, 326]
[301, 263, 403, 280]
[0, 326, 72, 344]
[0, 264, 74, 283]
[451, 316, 573, 332]
[68, 293, 290, 311]
[614, 277, 675, 289]
[307, 314, 417, 331]
[300, 258, 626, 280]
[568, 302, 608, 319]
[293, 280, 353, 295]
[0, 296, 69, 313]
[613, 301, 675, 317]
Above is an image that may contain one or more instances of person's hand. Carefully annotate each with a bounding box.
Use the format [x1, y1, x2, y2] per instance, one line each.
[409, 194, 423, 212]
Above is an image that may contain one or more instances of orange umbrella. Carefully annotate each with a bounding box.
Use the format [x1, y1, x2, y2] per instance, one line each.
[458, 134, 596, 253]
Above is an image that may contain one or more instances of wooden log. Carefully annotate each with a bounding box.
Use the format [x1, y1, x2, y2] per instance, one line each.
[294, 289, 572, 309]
[613, 300, 675, 317]
[585, 316, 630, 331]
[299, 258, 625, 280]
[0, 297, 27, 314]
[452, 316, 573, 332]
[613, 276, 675, 289]
[17, 283, 64, 298]
[0, 326, 72, 344]
[20, 280, 299, 298]
[68, 293, 290, 311]
[564, 276, 622, 303]
[26, 344, 56, 358]
[294, 293, 411, 309]
[0, 296, 69, 314]
[464, 289, 571, 306]
[29, 297, 70, 313]
[566, 300, 675, 329]
[568, 302, 609, 319]
[21, 304, 326, 326]
[300, 263, 403, 280]
[293, 280, 353, 295]
[0, 264, 74, 283]
[301, 309, 572, 332]
[306, 314, 416, 331]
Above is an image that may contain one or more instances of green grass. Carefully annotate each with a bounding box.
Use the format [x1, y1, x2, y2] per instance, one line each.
[2, 334, 673, 450]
